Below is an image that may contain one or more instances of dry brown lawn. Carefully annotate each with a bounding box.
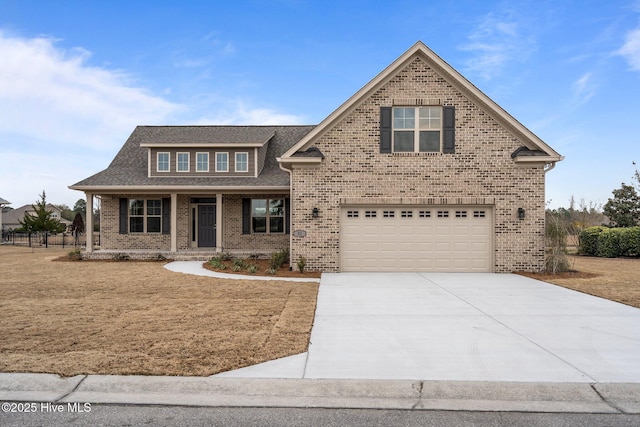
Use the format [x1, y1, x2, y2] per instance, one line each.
[0, 246, 318, 377]
[520, 256, 640, 309]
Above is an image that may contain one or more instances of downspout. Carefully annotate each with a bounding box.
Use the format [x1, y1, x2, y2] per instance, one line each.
[278, 160, 294, 270]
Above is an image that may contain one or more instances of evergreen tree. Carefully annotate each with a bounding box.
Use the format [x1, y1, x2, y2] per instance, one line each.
[603, 183, 640, 227]
[18, 191, 66, 233]
[71, 212, 85, 233]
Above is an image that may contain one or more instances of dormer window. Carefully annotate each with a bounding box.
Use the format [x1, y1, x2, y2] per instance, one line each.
[216, 152, 229, 172]
[196, 152, 209, 172]
[177, 152, 190, 172]
[235, 152, 248, 172]
[157, 152, 169, 172]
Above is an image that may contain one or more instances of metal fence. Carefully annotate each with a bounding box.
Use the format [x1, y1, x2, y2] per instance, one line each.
[1, 231, 100, 248]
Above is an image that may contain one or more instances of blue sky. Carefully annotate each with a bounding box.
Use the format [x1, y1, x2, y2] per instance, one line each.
[1, 0, 639, 210]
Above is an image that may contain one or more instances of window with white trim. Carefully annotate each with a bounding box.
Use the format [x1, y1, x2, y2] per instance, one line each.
[157, 152, 170, 172]
[196, 152, 209, 172]
[216, 152, 228, 172]
[393, 107, 442, 152]
[251, 199, 284, 233]
[129, 199, 162, 233]
[235, 152, 248, 172]
[177, 152, 190, 172]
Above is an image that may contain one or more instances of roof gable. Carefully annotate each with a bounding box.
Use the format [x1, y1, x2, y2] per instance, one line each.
[279, 41, 562, 164]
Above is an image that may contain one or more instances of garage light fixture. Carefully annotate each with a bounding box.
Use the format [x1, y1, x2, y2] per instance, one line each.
[312, 207, 319, 218]
[517, 208, 525, 220]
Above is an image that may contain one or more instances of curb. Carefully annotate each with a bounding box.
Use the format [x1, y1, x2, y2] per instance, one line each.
[1, 374, 640, 413]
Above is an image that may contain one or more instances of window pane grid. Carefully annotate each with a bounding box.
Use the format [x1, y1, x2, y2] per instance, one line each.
[177, 153, 189, 172]
[251, 198, 285, 233]
[129, 199, 161, 233]
[157, 153, 169, 172]
[236, 152, 248, 172]
[196, 153, 209, 172]
[216, 153, 228, 172]
[392, 107, 442, 153]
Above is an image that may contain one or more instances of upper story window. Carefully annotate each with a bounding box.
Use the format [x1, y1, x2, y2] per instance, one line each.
[157, 152, 170, 172]
[380, 105, 454, 154]
[216, 152, 228, 172]
[235, 152, 248, 172]
[177, 152, 190, 172]
[196, 152, 209, 172]
[393, 107, 441, 153]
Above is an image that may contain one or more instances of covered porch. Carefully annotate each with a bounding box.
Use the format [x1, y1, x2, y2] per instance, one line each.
[82, 191, 290, 260]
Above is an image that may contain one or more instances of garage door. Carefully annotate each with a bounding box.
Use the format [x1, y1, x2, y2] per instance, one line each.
[340, 206, 493, 272]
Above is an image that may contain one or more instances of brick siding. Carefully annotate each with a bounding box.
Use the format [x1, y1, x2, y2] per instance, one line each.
[290, 57, 546, 273]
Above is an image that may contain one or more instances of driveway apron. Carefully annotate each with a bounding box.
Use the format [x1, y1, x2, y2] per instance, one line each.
[303, 273, 640, 382]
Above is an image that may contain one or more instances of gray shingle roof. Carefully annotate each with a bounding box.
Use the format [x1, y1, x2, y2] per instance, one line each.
[71, 125, 315, 189]
[133, 126, 277, 144]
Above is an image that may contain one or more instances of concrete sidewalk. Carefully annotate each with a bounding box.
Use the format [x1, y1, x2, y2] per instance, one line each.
[1, 373, 640, 413]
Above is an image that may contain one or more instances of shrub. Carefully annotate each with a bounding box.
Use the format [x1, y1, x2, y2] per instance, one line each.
[220, 252, 233, 261]
[233, 258, 245, 268]
[296, 256, 307, 273]
[112, 253, 130, 261]
[545, 214, 570, 273]
[208, 259, 224, 269]
[67, 249, 83, 261]
[246, 265, 258, 274]
[265, 268, 277, 275]
[269, 249, 289, 270]
[579, 226, 640, 258]
[578, 226, 605, 256]
[231, 265, 242, 272]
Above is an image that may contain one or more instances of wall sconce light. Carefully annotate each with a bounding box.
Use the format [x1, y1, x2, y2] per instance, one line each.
[517, 207, 525, 220]
[312, 207, 319, 218]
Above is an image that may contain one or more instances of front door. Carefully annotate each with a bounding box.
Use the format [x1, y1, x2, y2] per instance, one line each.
[198, 205, 216, 247]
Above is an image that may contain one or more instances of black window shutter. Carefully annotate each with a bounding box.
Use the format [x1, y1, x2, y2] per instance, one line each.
[242, 198, 251, 235]
[443, 106, 455, 154]
[162, 198, 170, 235]
[380, 107, 392, 153]
[119, 198, 128, 234]
[285, 198, 291, 234]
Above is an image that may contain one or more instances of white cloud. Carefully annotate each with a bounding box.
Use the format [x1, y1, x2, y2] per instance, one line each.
[572, 72, 596, 104]
[618, 27, 640, 72]
[459, 12, 535, 80]
[0, 31, 306, 207]
[191, 100, 308, 125]
[0, 31, 184, 151]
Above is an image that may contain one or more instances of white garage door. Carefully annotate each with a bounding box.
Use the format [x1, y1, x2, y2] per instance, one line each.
[340, 206, 493, 272]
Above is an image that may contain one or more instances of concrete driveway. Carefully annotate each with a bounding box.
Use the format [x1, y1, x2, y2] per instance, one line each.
[213, 272, 640, 382]
[303, 273, 640, 382]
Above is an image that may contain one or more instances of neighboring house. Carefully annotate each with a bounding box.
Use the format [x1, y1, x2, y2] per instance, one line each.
[70, 42, 563, 272]
[0, 197, 10, 238]
[1, 204, 72, 233]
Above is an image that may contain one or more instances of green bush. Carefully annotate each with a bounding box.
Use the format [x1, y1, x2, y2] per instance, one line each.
[578, 226, 605, 256]
[269, 248, 289, 270]
[67, 248, 83, 261]
[296, 255, 307, 273]
[579, 226, 640, 258]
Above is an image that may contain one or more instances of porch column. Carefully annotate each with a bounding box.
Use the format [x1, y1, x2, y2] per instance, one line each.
[85, 192, 93, 252]
[171, 193, 178, 252]
[216, 193, 223, 252]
